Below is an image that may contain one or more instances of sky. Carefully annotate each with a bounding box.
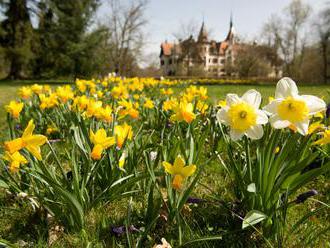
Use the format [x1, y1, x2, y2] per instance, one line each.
[98, 0, 327, 64]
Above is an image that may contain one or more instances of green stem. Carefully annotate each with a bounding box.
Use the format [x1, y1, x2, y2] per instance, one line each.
[244, 136, 252, 182]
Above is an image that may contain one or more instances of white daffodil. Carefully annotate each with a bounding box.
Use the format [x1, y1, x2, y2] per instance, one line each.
[216, 90, 268, 141]
[263, 77, 326, 135]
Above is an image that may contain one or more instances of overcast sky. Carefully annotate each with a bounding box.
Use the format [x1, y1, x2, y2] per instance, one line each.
[97, 0, 327, 64]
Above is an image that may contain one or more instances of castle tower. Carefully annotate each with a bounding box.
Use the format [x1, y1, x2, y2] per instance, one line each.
[198, 21, 208, 43]
[225, 13, 235, 44]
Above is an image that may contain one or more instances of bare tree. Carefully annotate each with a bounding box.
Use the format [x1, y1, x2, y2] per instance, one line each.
[262, 0, 311, 78]
[103, 0, 148, 76]
[315, 3, 330, 83]
[172, 18, 199, 41]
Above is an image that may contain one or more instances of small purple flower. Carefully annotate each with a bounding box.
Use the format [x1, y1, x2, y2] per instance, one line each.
[295, 190, 318, 204]
[326, 103, 330, 119]
[111, 226, 125, 236]
[15, 124, 22, 130]
[111, 225, 139, 236]
[187, 197, 205, 204]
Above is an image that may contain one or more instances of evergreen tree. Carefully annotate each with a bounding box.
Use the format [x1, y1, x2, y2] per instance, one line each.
[0, 0, 34, 79]
[43, 0, 103, 78]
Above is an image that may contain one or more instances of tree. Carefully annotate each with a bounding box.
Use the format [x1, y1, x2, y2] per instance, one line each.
[0, 0, 34, 79]
[262, 0, 311, 78]
[315, 3, 330, 83]
[33, 0, 104, 78]
[231, 43, 274, 78]
[101, 0, 148, 76]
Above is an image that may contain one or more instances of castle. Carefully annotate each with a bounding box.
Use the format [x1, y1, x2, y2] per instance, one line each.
[160, 17, 282, 78]
[160, 17, 237, 77]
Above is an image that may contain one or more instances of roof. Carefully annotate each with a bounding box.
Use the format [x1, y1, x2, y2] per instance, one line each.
[160, 42, 173, 56]
[160, 42, 182, 56]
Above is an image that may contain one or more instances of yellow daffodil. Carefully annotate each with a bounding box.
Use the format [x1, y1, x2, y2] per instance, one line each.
[76, 79, 87, 92]
[217, 100, 226, 108]
[5, 101, 24, 119]
[162, 155, 196, 190]
[313, 112, 324, 119]
[114, 123, 133, 149]
[119, 151, 127, 169]
[308, 121, 325, 134]
[4, 120, 47, 160]
[197, 101, 208, 115]
[118, 100, 139, 119]
[160, 88, 174, 95]
[263, 78, 326, 135]
[217, 90, 268, 141]
[46, 126, 58, 135]
[89, 129, 115, 160]
[170, 100, 196, 124]
[31, 84, 43, 94]
[314, 129, 330, 146]
[96, 105, 113, 123]
[85, 100, 102, 118]
[56, 85, 74, 103]
[39, 93, 58, 110]
[162, 98, 176, 111]
[144, 98, 154, 109]
[18, 86, 32, 99]
[3, 151, 28, 173]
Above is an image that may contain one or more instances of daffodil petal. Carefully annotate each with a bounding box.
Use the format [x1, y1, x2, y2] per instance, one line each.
[24, 135, 47, 146]
[22, 120, 35, 138]
[263, 99, 281, 115]
[230, 129, 244, 141]
[275, 77, 298, 99]
[256, 110, 268, 124]
[269, 115, 291, 129]
[225, 94, 241, 107]
[216, 109, 229, 124]
[162, 161, 174, 175]
[300, 95, 326, 115]
[246, 125, 264, 140]
[102, 136, 116, 148]
[173, 156, 186, 170]
[242, 90, 261, 109]
[26, 145, 42, 160]
[294, 119, 309, 136]
[181, 164, 197, 177]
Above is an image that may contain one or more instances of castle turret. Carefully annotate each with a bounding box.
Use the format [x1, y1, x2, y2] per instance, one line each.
[198, 21, 208, 43]
[225, 14, 235, 43]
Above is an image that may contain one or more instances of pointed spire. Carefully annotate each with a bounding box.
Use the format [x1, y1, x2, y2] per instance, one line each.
[198, 20, 208, 42]
[225, 13, 235, 43]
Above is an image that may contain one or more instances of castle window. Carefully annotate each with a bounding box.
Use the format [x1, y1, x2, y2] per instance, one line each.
[161, 60, 165, 66]
[221, 69, 225, 72]
[213, 68, 217, 72]
[169, 59, 172, 65]
[213, 58, 218, 64]
[220, 59, 225, 64]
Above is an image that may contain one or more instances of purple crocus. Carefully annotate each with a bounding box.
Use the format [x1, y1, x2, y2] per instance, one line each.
[111, 225, 139, 236]
[295, 190, 318, 204]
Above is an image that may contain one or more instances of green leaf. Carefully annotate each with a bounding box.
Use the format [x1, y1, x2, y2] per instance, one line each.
[242, 210, 267, 229]
[0, 179, 9, 189]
